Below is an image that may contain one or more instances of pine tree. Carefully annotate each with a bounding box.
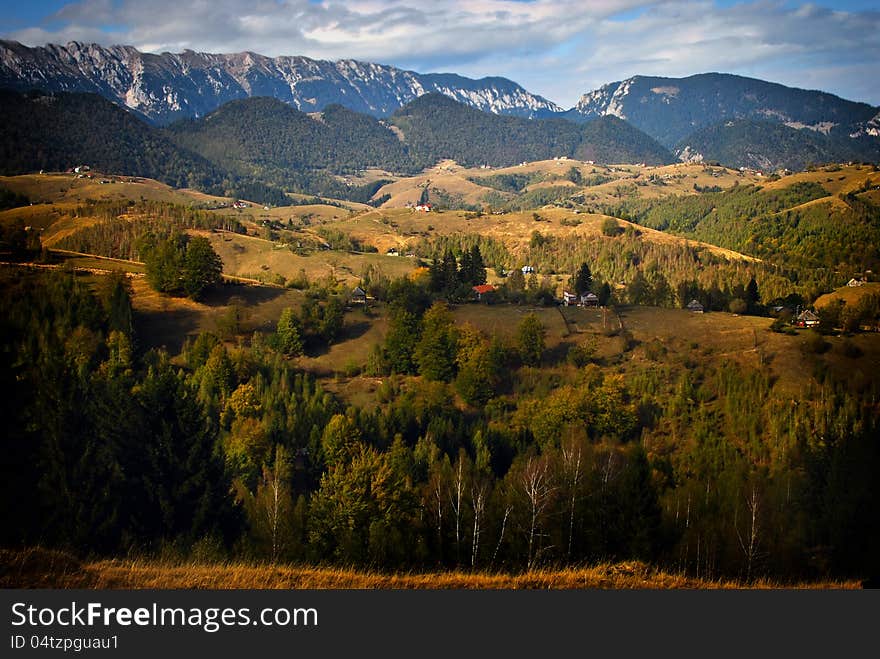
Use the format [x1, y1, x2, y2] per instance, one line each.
[573, 262, 593, 296]
[468, 245, 487, 286]
[746, 277, 761, 314]
[441, 250, 459, 296]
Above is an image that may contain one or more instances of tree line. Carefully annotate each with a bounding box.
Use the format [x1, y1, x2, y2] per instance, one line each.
[1, 264, 877, 580]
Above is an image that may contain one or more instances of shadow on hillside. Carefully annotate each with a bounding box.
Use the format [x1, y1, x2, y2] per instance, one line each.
[543, 341, 574, 366]
[200, 282, 286, 308]
[339, 320, 372, 342]
[133, 308, 202, 355]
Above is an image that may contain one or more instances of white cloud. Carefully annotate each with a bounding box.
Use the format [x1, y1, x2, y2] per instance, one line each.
[3, 0, 879, 106]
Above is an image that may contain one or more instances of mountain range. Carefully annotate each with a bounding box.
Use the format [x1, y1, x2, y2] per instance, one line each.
[0, 88, 672, 203]
[567, 73, 880, 169]
[568, 73, 880, 146]
[0, 40, 561, 124]
[1, 40, 879, 178]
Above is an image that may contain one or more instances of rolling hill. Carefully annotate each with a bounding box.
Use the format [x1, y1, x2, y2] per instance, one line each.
[0, 89, 221, 189]
[389, 93, 674, 168]
[0, 89, 295, 205]
[164, 97, 418, 200]
[675, 119, 880, 171]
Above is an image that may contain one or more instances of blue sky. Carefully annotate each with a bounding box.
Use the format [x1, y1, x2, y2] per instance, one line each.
[1, 1, 878, 107]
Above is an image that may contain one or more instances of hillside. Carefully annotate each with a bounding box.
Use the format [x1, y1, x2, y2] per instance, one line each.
[617, 164, 880, 278]
[0, 90, 221, 189]
[676, 119, 880, 171]
[2, 151, 879, 586]
[167, 98, 415, 174]
[165, 97, 415, 199]
[577, 116, 675, 165]
[163, 94, 674, 202]
[0, 90, 297, 205]
[390, 93, 674, 168]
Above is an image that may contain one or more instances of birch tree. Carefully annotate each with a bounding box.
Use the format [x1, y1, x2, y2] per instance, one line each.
[520, 455, 556, 571]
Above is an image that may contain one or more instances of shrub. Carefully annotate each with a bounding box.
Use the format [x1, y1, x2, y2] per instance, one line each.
[841, 340, 863, 359]
[802, 330, 829, 354]
[601, 217, 622, 237]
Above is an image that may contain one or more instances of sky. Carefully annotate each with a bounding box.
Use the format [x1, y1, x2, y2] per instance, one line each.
[1, 0, 878, 108]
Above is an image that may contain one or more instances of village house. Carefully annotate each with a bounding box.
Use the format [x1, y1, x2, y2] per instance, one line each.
[472, 284, 496, 302]
[350, 286, 367, 305]
[581, 292, 599, 307]
[847, 277, 865, 287]
[562, 291, 578, 306]
[794, 309, 820, 328]
[686, 299, 705, 313]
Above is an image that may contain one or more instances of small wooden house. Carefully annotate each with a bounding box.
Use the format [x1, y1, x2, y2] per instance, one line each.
[794, 309, 820, 328]
[686, 299, 704, 313]
[562, 291, 578, 306]
[351, 286, 367, 304]
[581, 292, 599, 307]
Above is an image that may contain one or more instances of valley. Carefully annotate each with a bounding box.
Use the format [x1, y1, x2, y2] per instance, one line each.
[1, 45, 879, 589]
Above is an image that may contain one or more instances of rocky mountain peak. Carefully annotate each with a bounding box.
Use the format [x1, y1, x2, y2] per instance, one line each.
[0, 40, 561, 124]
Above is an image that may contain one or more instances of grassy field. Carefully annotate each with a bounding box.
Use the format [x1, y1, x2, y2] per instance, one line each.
[320, 205, 758, 266]
[204, 229, 419, 286]
[131, 277, 307, 354]
[761, 163, 878, 196]
[0, 172, 225, 208]
[18, 164, 878, 294]
[0, 548, 858, 589]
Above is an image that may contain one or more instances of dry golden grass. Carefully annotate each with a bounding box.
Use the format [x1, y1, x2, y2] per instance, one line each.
[760, 164, 877, 196]
[52, 250, 147, 274]
[206, 230, 418, 286]
[372, 161, 763, 210]
[298, 307, 390, 377]
[451, 304, 570, 345]
[325, 205, 756, 265]
[376, 170, 493, 208]
[0, 548, 857, 589]
[0, 173, 224, 207]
